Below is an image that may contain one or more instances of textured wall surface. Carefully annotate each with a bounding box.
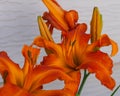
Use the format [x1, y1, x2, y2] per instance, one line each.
[0, 0, 120, 96]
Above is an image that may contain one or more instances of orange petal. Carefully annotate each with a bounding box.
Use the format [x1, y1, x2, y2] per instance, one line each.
[65, 71, 80, 95]
[0, 51, 23, 86]
[33, 36, 62, 56]
[0, 83, 32, 96]
[33, 36, 77, 71]
[72, 24, 90, 56]
[32, 72, 80, 96]
[90, 34, 118, 56]
[32, 90, 73, 96]
[109, 39, 118, 56]
[42, 0, 69, 31]
[27, 65, 80, 96]
[22, 45, 40, 65]
[22, 45, 40, 76]
[63, 24, 90, 67]
[25, 66, 71, 92]
[64, 10, 78, 28]
[41, 54, 73, 73]
[79, 51, 115, 90]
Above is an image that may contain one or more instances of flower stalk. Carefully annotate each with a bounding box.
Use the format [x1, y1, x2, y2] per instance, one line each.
[77, 70, 90, 96]
[110, 85, 120, 96]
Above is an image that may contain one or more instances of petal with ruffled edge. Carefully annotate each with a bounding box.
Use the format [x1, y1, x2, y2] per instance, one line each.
[22, 45, 40, 77]
[78, 51, 115, 90]
[0, 51, 23, 86]
[42, 0, 79, 32]
[0, 83, 33, 96]
[42, 0, 69, 31]
[89, 34, 118, 56]
[28, 65, 80, 96]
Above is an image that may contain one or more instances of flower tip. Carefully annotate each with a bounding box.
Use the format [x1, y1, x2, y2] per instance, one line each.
[110, 39, 119, 57]
[94, 6, 99, 11]
[37, 16, 42, 20]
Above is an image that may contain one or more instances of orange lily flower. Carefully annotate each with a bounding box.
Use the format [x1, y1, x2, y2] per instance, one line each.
[41, 0, 118, 56]
[0, 45, 80, 96]
[42, 0, 78, 32]
[33, 20, 118, 90]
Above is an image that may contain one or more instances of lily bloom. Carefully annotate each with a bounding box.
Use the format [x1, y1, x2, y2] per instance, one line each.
[41, 0, 78, 32]
[0, 45, 80, 96]
[33, 17, 118, 90]
[41, 0, 118, 56]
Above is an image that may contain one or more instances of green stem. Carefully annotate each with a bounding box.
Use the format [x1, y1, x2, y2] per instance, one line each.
[77, 70, 90, 96]
[76, 94, 80, 96]
[110, 85, 120, 96]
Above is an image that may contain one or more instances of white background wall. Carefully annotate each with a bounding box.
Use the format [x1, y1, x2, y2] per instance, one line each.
[0, 0, 120, 96]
